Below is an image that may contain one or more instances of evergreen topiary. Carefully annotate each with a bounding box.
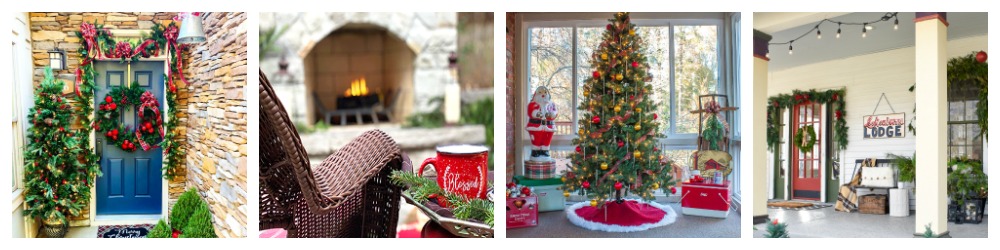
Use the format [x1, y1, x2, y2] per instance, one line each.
[764, 219, 790, 238]
[180, 203, 217, 238]
[169, 188, 204, 231]
[147, 219, 171, 238]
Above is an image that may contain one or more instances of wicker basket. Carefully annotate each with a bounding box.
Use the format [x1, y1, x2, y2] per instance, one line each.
[859, 194, 889, 215]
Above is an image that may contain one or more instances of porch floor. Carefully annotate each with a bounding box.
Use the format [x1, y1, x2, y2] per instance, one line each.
[754, 203, 988, 238]
[507, 202, 740, 238]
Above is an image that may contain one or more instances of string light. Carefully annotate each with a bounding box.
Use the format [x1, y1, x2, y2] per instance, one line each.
[767, 13, 898, 57]
[836, 22, 841, 38]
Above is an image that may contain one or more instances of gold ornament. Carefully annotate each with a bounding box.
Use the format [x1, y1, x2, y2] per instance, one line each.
[634, 150, 642, 158]
[590, 100, 596, 106]
[635, 107, 642, 113]
[564, 191, 571, 197]
[629, 29, 636, 36]
[634, 124, 641, 131]
[601, 53, 608, 60]
[614, 105, 621, 113]
[652, 183, 659, 189]
[615, 73, 624, 81]
[583, 88, 590, 96]
[578, 128, 585, 136]
[561, 176, 567, 182]
[601, 162, 609, 170]
[590, 199, 598, 207]
[659, 155, 665, 160]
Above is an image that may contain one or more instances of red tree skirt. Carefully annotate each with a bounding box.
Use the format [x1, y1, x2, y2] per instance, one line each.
[566, 199, 677, 232]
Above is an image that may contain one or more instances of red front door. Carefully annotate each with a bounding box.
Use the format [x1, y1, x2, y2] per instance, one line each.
[791, 102, 822, 200]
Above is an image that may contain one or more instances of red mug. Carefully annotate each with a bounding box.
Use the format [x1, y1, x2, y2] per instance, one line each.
[419, 145, 489, 200]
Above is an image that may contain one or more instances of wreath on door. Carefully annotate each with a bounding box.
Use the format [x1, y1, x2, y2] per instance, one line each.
[95, 82, 164, 152]
[794, 125, 817, 154]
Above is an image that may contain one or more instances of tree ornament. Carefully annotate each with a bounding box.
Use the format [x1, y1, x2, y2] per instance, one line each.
[614, 181, 623, 190]
[520, 186, 532, 196]
[614, 105, 622, 113]
[564, 191, 571, 197]
[615, 73, 624, 81]
[600, 162, 609, 170]
[633, 150, 642, 159]
[582, 181, 591, 189]
[592, 116, 601, 124]
[976, 51, 988, 63]
[629, 29, 636, 36]
[592, 71, 601, 78]
[634, 123, 641, 131]
[606, 24, 612, 30]
[635, 107, 642, 113]
[590, 199, 598, 207]
[601, 53, 608, 60]
[631, 61, 639, 68]
[652, 183, 659, 189]
[617, 140, 624, 148]
[670, 186, 677, 194]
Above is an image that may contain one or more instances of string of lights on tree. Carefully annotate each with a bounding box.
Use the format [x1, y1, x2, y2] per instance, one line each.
[768, 12, 900, 57]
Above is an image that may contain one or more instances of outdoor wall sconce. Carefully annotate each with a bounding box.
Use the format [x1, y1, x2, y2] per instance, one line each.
[48, 48, 66, 71]
[177, 12, 207, 44]
[444, 51, 460, 124]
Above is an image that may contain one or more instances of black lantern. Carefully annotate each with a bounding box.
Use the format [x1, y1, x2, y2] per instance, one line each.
[48, 48, 66, 70]
[448, 51, 458, 80]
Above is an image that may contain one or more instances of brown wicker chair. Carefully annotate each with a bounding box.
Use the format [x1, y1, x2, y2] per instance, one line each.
[259, 70, 405, 238]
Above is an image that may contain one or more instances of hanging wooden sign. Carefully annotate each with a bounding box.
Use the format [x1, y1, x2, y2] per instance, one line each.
[863, 113, 906, 139]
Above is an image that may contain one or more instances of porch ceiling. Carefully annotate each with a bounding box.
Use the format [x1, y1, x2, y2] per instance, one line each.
[755, 12, 988, 71]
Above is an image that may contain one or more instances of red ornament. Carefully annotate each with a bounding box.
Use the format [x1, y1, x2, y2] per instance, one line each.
[772, 219, 779, 226]
[105, 96, 113, 103]
[592, 71, 600, 78]
[592, 116, 601, 124]
[835, 110, 843, 119]
[171, 229, 180, 238]
[976, 51, 988, 63]
[606, 24, 612, 30]
[617, 141, 624, 148]
[507, 182, 515, 189]
[520, 187, 532, 196]
[670, 186, 677, 194]
[582, 181, 591, 189]
[631, 61, 639, 68]
[169, 84, 177, 93]
[832, 93, 839, 101]
[653, 113, 658, 120]
[576, 146, 582, 153]
[109, 103, 117, 110]
[614, 181, 623, 190]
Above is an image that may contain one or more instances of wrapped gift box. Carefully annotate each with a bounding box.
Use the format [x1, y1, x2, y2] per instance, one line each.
[681, 181, 731, 218]
[524, 160, 556, 179]
[514, 175, 565, 212]
[506, 196, 538, 229]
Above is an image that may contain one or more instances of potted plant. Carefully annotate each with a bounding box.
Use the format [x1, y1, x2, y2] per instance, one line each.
[947, 157, 988, 224]
[889, 153, 916, 213]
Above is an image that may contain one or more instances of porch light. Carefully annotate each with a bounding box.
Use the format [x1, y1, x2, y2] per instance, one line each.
[862, 23, 867, 38]
[448, 51, 459, 80]
[48, 48, 66, 71]
[816, 25, 821, 39]
[177, 12, 207, 44]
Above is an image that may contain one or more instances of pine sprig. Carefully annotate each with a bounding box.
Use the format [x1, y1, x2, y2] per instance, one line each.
[390, 171, 494, 227]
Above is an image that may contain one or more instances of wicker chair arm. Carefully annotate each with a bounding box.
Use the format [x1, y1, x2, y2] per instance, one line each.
[306, 129, 405, 214]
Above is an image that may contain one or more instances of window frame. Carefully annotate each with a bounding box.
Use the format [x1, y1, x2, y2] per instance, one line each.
[516, 15, 726, 183]
[946, 82, 984, 160]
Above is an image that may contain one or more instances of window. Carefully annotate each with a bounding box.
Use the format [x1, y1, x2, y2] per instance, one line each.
[948, 82, 983, 160]
[521, 16, 730, 187]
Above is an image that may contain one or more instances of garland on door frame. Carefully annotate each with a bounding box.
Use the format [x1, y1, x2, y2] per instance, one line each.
[75, 18, 193, 180]
[766, 88, 848, 151]
[947, 51, 988, 140]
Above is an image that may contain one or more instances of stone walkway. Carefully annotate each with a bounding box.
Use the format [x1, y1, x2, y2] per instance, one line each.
[300, 124, 487, 166]
[754, 205, 988, 238]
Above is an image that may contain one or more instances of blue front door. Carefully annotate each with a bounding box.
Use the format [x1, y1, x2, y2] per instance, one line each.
[95, 61, 164, 215]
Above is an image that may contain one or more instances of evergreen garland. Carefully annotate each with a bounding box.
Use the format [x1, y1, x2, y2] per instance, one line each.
[162, 73, 186, 180]
[947, 52, 987, 139]
[23, 67, 101, 223]
[766, 88, 848, 151]
[390, 171, 494, 227]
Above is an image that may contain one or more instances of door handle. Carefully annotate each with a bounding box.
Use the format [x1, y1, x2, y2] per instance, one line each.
[96, 140, 103, 159]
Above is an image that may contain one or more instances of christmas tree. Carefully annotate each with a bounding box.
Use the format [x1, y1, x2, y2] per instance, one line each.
[23, 67, 100, 223]
[562, 13, 674, 207]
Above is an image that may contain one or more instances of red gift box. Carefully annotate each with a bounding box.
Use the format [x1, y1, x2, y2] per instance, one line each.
[681, 181, 731, 218]
[506, 196, 538, 228]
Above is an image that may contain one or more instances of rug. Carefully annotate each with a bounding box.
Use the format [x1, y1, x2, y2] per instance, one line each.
[768, 201, 832, 211]
[566, 199, 677, 232]
[97, 224, 155, 238]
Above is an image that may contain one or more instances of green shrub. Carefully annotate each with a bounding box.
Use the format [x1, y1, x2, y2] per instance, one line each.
[147, 219, 171, 238]
[889, 153, 916, 183]
[180, 203, 217, 238]
[170, 189, 204, 231]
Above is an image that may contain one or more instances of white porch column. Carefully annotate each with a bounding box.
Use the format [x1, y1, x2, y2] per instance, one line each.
[752, 30, 772, 224]
[914, 12, 949, 237]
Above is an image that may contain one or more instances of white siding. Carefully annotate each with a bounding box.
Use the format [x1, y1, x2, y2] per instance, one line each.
[768, 35, 987, 184]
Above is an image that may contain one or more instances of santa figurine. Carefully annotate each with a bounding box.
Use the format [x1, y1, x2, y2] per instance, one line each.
[526, 86, 558, 162]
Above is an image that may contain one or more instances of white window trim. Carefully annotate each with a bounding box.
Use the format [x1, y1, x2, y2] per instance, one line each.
[517, 15, 727, 199]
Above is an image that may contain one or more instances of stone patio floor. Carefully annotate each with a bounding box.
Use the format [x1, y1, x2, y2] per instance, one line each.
[754, 204, 988, 238]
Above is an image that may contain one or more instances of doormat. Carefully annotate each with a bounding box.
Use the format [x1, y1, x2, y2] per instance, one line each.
[768, 201, 832, 211]
[97, 224, 155, 238]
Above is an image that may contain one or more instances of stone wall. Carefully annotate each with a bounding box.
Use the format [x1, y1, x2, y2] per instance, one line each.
[505, 13, 517, 181]
[27, 12, 178, 226]
[180, 12, 248, 238]
[457, 12, 494, 90]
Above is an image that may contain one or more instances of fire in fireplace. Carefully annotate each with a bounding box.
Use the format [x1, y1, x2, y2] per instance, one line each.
[337, 78, 380, 110]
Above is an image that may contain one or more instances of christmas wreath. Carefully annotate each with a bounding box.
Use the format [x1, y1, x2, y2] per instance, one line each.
[96, 82, 164, 152]
[794, 125, 817, 154]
